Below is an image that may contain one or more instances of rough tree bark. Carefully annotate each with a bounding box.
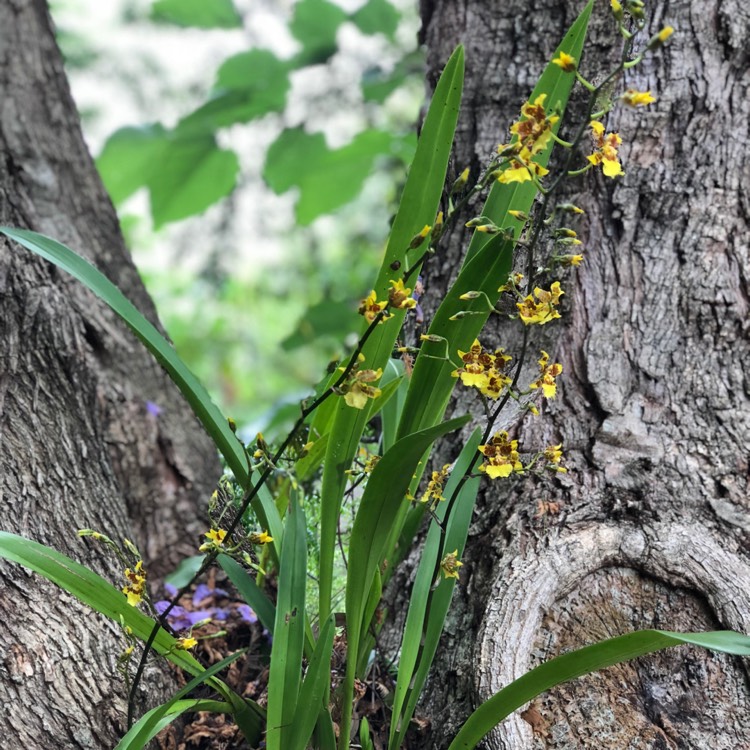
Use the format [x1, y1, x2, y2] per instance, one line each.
[401, 0, 750, 747]
[0, 2, 220, 747]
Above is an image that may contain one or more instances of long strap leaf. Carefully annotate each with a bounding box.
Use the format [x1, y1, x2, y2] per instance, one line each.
[116, 652, 248, 749]
[0, 531, 265, 736]
[0, 227, 283, 551]
[389, 430, 482, 750]
[339, 414, 470, 749]
[115, 700, 230, 750]
[0, 227, 247, 481]
[266, 490, 307, 750]
[317, 44, 465, 623]
[218, 553, 276, 634]
[448, 629, 750, 750]
[0, 531, 202, 675]
[287, 615, 336, 750]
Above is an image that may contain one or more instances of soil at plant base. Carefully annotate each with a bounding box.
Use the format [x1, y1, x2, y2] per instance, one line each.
[152, 570, 427, 749]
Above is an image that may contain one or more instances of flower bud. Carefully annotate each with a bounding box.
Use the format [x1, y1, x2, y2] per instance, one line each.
[409, 224, 431, 249]
[450, 167, 470, 195]
[475, 223, 500, 234]
[557, 203, 585, 215]
[648, 25, 673, 49]
[508, 210, 530, 221]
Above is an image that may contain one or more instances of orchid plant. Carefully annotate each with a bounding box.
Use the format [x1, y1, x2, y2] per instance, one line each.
[2, 3, 748, 749]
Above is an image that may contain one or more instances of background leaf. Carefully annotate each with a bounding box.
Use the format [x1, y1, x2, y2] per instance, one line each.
[290, 0, 348, 66]
[96, 125, 166, 205]
[361, 51, 423, 103]
[176, 50, 291, 136]
[281, 299, 358, 351]
[148, 136, 239, 228]
[151, 0, 242, 29]
[350, 0, 400, 41]
[263, 128, 396, 225]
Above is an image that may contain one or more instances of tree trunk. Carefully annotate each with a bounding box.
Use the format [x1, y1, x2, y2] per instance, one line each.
[0, 2, 221, 747]
[407, 0, 750, 747]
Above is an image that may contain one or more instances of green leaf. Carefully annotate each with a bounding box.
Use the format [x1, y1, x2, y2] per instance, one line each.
[148, 135, 239, 227]
[290, 0, 348, 66]
[377, 358, 407, 454]
[350, 0, 400, 41]
[115, 700, 229, 750]
[281, 299, 358, 351]
[462, 0, 593, 268]
[287, 616, 336, 750]
[365, 369, 404, 425]
[361, 51, 422, 103]
[294, 433, 329, 482]
[227, 689, 266, 744]
[165, 555, 205, 588]
[176, 51, 291, 136]
[263, 128, 394, 225]
[218, 554, 276, 635]
[396, 0, 595, 443]
[317, 44, 464, 627]
[339, 414, 470, 750]
[0, 532, 203, 676]
[307, 371, 340, 444]
[359, 717, 375, 750]
[266, 492, 307, 750]
[396, 233, 511, 441]
[96, 125, 166, 205]
[116, 651, 247, 749]
[316, 708, 338, 749]
[0, 530, 266, 742]
[0, 228, 284, 545]
[0, 227, 248, 482]
[389, 430, 482, 750]
[447, 629, 750, 750]
[151, 0, 242, 29]
[355, 568, 383, 673]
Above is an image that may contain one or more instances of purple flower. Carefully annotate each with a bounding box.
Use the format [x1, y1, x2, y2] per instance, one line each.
[164, 583, 178, 598]
[237, 604, 257, 624]
[412, 275, 425, 324]
[146, 401, 163, 417]
[153, 600, 214, 631]
[193, 584, 229, 606]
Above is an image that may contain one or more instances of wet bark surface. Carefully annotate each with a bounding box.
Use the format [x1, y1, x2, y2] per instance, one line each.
[0, 2, 221, 747]
[390, 0, 750, 747]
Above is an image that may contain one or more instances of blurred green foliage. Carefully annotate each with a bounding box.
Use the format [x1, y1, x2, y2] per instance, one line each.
[55, 0, 423, 432]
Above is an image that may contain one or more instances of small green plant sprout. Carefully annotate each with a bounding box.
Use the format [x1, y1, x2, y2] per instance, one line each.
[4, 4, 750, 750]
